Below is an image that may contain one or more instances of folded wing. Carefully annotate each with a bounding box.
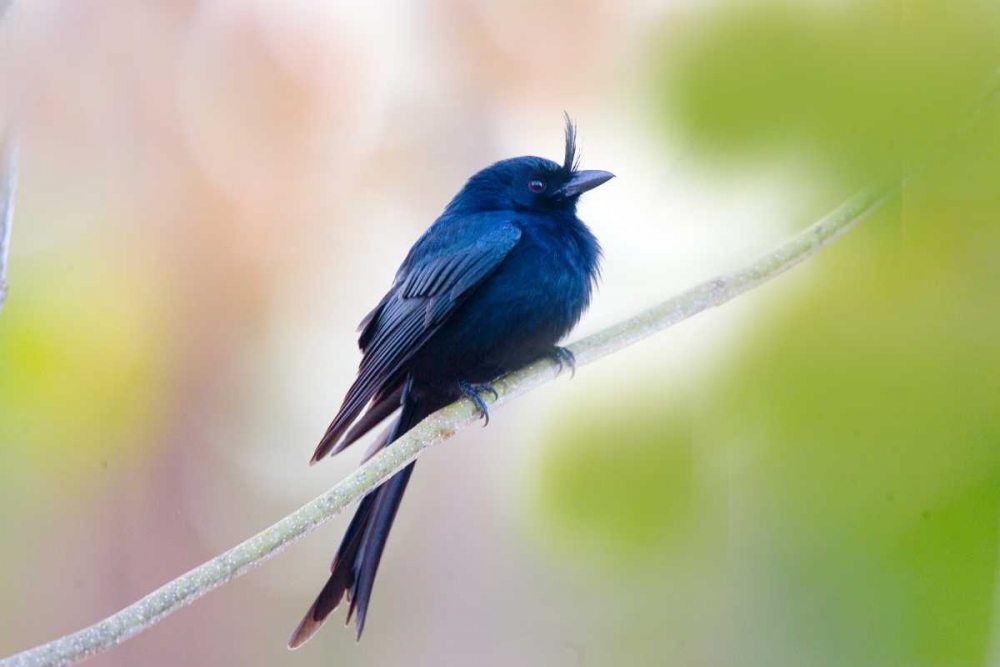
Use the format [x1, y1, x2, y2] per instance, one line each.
[311, 219, 521, 463]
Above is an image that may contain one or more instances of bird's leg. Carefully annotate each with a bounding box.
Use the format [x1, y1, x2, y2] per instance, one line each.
[459, 381, 498, 426]
[550, 346, 577, 378]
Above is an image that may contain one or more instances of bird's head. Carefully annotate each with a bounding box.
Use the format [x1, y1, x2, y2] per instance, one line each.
[444, 117, 614, 216]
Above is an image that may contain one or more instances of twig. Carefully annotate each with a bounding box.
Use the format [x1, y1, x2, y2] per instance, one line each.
[0, 132, 17, 313]
[0, 184, 895, 667]
[0, 0, 17, 314]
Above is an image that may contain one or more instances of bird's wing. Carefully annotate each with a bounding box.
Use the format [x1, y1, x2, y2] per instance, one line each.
[311, 219, 521, 463]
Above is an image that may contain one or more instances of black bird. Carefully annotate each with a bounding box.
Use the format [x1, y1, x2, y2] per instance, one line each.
[289, 118, 613, 647]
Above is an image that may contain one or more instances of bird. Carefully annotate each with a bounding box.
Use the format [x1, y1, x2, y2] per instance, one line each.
[288, 117, 613, 648]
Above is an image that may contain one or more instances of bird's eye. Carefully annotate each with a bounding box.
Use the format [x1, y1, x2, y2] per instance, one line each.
[528, 180, 546, 193]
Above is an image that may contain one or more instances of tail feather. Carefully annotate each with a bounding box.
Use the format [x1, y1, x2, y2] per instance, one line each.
[289, 391, 435, 648]
[288, 468, 411, 647]
[346, 462, 414, 632]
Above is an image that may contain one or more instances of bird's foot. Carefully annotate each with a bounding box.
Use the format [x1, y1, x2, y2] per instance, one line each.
[551, 346, 577, 378]
[459, 381, 498, 426]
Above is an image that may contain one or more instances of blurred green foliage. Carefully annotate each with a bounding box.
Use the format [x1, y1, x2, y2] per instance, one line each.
[708, 193, 1000, 665]
[535, 394, 696, 564]
[537, 1, 1000, 665]
[655, 0, 1000, 186]
[0, 251, 168, 499]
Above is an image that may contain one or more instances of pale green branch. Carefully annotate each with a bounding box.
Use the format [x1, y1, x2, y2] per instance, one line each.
[0, 184, 895, 667]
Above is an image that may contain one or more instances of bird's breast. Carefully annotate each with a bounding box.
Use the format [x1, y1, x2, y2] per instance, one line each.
[411, 223, 597, 383]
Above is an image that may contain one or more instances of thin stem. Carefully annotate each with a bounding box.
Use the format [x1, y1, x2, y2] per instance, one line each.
[0, 184, 895, 667]
[0, 126, 16, 314]
[0, 0, 17, 313]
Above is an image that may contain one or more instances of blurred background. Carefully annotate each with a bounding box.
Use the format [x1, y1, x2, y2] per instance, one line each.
[1, 0, 998, 665]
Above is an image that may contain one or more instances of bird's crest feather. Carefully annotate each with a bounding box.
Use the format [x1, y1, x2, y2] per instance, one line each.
[563, 113, 581, 174]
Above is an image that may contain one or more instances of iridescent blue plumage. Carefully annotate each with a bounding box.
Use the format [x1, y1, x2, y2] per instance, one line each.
[289, 118, 613, 648]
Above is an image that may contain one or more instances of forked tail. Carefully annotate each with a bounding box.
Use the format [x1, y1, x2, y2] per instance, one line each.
[289, 392, 435, 647]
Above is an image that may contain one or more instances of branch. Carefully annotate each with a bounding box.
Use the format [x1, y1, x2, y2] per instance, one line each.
[0, 0, 17, 314]
[0, 131, 17, 313]
[0, 184, 895, 667]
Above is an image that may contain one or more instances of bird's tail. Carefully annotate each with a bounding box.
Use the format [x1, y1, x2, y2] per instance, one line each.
[288, 393, 436, 648]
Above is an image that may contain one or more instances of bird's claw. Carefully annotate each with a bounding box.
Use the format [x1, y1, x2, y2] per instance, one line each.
[459, 381, 497, 426]
[552, 346, 577, 378]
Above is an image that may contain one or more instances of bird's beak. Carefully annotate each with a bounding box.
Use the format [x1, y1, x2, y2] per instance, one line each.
[555, 169, 615, 198]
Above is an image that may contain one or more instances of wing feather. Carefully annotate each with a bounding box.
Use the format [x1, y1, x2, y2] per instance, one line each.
[311, 220, 521, 462]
